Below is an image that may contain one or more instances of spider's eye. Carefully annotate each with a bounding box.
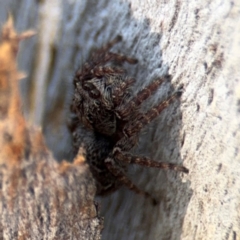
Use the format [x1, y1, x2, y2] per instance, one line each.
[106, 86, 112, 93]
[82, 82, 93, 91]
[89, 89, 100, 98]
[87, 113, 94, 123]
[82, 82, 100, 99]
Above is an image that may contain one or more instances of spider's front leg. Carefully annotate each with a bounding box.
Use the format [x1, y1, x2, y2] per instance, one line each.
[106, 91, 189, 195]
[115, 75, 171, 120]
[104, 135, 188, 203]
[114, 87, 189, 173]
[104, 154, 157, 204]
[123, 88, 183, 137]
[113, 145, 189, 173]
[113, 135, 189, 174]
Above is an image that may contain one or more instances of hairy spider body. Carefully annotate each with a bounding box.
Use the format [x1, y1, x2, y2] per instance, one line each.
[69, 36, 188, 202]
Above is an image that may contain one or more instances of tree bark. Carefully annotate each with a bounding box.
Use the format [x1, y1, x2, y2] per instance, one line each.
[0, 17, 102, 240]
[0, 0, 239, 239]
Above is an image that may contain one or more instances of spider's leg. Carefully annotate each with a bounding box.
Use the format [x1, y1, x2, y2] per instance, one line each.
[115, 76, 170, 120]
[92, 36, 137, 65]
[83, 36, 122, 68]
[104, 155, 157, 204]
[123, 89, 182, 137]
[100, 35, 123, 52]
[102, 52, 138, 65]
[98, 35, 137, 63]
[76, 36, 137, 80]
[113, 148, 189, 173]
[93, 52, 137, 67]
[91, 66, 125, 77]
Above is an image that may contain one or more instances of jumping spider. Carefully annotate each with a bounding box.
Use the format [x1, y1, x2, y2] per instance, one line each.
[69, 35, 188, 204]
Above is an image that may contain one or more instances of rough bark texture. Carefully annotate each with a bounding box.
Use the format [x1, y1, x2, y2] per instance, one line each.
[0, 17, 102, 239]
[0, 0, 239, 240]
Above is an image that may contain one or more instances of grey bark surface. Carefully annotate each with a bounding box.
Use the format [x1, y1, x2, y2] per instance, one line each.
[0, 0, 239, 239]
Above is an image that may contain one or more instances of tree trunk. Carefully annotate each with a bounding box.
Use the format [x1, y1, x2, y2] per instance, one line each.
[0, 15, 102, 240]
[0, 0, 239, 239]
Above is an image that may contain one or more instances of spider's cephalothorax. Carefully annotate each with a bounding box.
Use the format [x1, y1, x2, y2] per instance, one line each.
[69, 36, 188, 203]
